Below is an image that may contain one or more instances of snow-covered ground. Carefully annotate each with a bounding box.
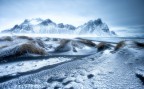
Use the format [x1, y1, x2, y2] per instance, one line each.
[83, 37, 144, 43]
[0, 57, 73, 78]
[0, 36, 144, 89]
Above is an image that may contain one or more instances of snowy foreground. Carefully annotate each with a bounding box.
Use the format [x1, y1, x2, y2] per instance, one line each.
[0, 36, 144, 89]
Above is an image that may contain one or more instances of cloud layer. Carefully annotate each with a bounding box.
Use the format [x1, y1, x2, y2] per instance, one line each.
[0, 0, 144, 36]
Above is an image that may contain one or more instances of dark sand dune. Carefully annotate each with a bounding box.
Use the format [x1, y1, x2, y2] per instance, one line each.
[0, 36, 144, 89]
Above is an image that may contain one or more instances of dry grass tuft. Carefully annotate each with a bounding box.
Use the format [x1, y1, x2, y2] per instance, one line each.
[0, 45, 8, 49]
[97, 42, 110, 51]
[79, 39, 96, 47]
[0, 42, 47, 59]
[55, 39, 70, 52]
[18, 43, 46, 55]
[53, 38, 59, 41]
[0, 36, 13, 41]
[17, 36, 33, 40]
[134, 41, 144, 48]
[45, 38, 50, 41]
[114, 41, 125, 51]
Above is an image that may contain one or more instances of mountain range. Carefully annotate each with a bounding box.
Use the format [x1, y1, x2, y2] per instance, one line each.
[1, 18, 116, 36]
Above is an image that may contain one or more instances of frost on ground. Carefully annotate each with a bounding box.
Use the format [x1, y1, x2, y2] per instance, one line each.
[0, 36, 144, 89]
[0, 57, 72, 78]
[0, 36, 97, 82]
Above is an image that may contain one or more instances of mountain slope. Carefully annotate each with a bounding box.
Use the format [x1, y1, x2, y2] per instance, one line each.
[76, 18, 115, 36]
[1, 18, 116, 36]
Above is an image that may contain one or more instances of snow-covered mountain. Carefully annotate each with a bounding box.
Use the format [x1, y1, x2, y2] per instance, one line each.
[76, 18, 116, 36]
[1, 18, 116, 36]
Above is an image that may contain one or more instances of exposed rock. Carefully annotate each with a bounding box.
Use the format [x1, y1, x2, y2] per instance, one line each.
[47, 76, 65, 83]
[135, 73, 144, 85]
[87, 74, 94, 79]
[73, 47, 77, 52]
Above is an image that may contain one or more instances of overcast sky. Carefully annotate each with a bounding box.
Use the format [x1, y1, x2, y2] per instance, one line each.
[0, 0, 144, 36]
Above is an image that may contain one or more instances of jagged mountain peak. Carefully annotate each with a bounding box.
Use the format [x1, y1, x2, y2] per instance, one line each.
[40, 19, 54, 25]
[13, 25, 20, 29]
[21, 18, 43, 25]
[77, 18, 112, 36]
[64, 24, 76, 30]
[58, 23, 64, 28]
[58, 23, 76, 30]
[23, 19, 29, 23]
[93, 18, 102, 25]
[1, 18, 116, 36]
[85, 18, 103, 26]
